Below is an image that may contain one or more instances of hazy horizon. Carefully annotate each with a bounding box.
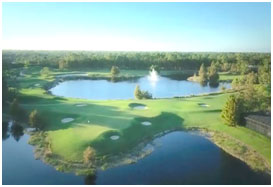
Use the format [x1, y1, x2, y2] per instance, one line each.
[2, 2, 271, 52]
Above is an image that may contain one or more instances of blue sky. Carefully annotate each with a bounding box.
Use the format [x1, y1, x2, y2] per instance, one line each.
[2, 2, 271, 52]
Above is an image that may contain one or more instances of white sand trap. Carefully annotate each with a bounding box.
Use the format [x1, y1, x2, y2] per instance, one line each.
[35, 83, 40, 87]
[110, 135, 120, 140]
[76, 104, 87, 107]
[141, 121, 152, 126]
[133, 106, 148, 110]
[61, 118, 74, 123]
[199, 103, 210, 107]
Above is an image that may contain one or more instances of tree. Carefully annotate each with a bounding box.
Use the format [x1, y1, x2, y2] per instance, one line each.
[238, 60, 249, 75]
[231, 77, 246, 90]
[221, 95, 243, 126]
[110, 66, 120, 77]
[258, 59, 270, 85]
[40, 67, 50, 77]
[222, 62, 231, 72]
[208, 63, 219, 86]
[29, 110, 44, 130]
[83, 146, 96, 164]
[256, 84, 271, 112]
[134, 85, 152, 99]
[245, 72, 258, 85]
[198, 63, 207, 84]
[141, 91, 152, 99]
[134, 85, 142, 99]
[58, 59, 66, 69]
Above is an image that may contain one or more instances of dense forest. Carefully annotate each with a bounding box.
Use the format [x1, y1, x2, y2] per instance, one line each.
[2, 50, 271, 73]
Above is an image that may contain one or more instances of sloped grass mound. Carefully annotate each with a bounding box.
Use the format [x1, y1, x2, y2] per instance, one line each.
[91, 112, 183, 155]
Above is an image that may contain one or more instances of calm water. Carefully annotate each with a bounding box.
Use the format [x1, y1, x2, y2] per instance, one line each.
[50, 76, 231, 100]
[2, 123, 270, 185]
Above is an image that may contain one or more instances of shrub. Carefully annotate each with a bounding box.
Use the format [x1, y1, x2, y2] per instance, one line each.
[29, 110, 44, 130]
[83, 146, 96, 164]
[134, 85, 152, 99]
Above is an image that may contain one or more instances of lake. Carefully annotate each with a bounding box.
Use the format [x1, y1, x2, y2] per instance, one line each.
[2, 122, 270, 185]
[50, 75, 231, 100]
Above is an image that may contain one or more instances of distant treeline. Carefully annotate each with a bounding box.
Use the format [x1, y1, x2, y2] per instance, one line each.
[2, 50, 271, 72]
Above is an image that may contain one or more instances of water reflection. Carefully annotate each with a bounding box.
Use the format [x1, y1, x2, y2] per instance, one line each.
[2, 125, 270, 185]
[2, 121, 24, 141]
[10, 122, 24, 142]
[50, 76, 231, 100]
[84, 174, 97, 185]
[2, 121, 10, 140]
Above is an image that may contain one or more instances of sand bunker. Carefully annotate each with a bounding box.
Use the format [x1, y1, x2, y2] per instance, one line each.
[133, 106, 148, 110]
[129, 103, 148, 110]
[61, 118, 74, 123]
[110, 135, 120, 140]
[75, 104, 87, 107]
[35, 83, 40, 87]
[198, 103, 210, 107]
[141, 121, 152, 126]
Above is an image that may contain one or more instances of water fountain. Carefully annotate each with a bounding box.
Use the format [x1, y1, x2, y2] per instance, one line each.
[148, 68, 159, 87]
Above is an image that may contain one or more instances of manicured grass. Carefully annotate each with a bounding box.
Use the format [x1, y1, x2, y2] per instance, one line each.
[19, 89, 270, 164]
[219, 72, 243, 82]
[6, 66, 270, 168]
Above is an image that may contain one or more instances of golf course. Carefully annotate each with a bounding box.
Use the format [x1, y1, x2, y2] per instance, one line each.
[3, 64, 270, 178]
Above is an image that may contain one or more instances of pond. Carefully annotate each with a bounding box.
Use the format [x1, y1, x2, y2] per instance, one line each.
[3, 122, 270, 185]
[50, 75, 231, 100]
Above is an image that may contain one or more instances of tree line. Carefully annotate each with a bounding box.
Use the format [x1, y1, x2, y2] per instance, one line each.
[221, 59, 270, 126]
[3, 50, 270, 72]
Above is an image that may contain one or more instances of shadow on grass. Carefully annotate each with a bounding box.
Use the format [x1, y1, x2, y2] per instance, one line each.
[202, 109, 222, 113]
[91, 112, 184, 155]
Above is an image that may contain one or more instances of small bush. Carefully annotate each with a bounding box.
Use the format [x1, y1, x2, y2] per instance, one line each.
[83, 146, 96, 164]
[29, 110, 44, 130]
[134, 85, 152, 99]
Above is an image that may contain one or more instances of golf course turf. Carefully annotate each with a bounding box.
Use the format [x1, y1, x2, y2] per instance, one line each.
[4, 66, 271, 174]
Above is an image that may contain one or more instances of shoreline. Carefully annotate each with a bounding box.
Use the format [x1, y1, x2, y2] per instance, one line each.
[27, 127, 271, 177]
